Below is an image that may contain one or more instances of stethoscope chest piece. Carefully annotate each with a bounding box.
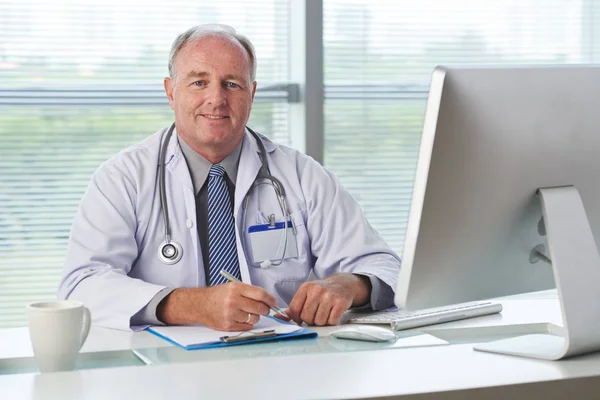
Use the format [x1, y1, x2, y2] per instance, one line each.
[158, 240, 183, 265]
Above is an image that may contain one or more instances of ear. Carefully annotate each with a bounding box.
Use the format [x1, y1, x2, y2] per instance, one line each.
[251, 81, 257, 103]
[164, 77, 175, 110]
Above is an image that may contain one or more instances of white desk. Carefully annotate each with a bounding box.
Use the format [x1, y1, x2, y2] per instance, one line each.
[2, 291, 600, 400]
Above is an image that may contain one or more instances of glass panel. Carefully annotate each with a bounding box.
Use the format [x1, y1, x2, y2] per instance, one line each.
[324, 0, 593, 254]
[0, 0, 291, 327]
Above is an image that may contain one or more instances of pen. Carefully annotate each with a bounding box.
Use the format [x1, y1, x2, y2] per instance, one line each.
[218, 270, 295, 323]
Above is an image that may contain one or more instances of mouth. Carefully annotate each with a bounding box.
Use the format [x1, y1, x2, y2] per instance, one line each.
[200, 114, 229, 120]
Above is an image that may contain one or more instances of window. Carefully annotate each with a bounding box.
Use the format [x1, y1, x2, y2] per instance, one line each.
[323, 0, 596, 253]
[3, 0, 599, 328]
[0, 0, 291, 327]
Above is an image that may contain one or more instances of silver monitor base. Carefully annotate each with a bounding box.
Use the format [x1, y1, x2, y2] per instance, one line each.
[474, 186, 600, 360]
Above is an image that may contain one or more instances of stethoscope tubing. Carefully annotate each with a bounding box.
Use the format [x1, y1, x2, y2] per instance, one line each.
[159, 123, 176, 244]
[157, 123, 295, 267]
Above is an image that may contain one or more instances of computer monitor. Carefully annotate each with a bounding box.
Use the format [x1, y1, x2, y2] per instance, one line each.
[395, 65, 600, 310]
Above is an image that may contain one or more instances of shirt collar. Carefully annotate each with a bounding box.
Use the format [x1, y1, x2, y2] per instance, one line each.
[177, 134, 243, 195]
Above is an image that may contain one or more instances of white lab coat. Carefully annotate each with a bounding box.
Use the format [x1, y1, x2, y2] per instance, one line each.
[58, 126, 401, 330]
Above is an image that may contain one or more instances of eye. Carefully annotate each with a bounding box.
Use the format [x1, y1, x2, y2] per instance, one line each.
[192, 80, 206, 87]
[224, 81, 240, 89]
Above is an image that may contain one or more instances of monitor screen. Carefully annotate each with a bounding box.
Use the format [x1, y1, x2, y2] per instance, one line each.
[395, 65, 600, 310]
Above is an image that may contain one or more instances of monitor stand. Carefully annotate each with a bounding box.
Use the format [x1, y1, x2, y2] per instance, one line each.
[474, 186, 600, 360]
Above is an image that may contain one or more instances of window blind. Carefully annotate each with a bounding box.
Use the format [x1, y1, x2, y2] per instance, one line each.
[323, 0, 596, 254]
[0, 0, 291, 327]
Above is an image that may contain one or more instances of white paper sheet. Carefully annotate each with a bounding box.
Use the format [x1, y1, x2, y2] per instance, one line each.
[149, 317, 301, 347]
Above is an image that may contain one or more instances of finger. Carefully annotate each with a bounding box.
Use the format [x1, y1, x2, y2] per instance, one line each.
[238, 296, 271, 316]
[239, 284, 277, 308]
[273, 308, 292, 322]
[236, 311, 260, 326]
[221, 322, 254, 332]
[313, 301, 333, 326]
[224, 282, 274, 316]
[288, 286, 308, 324]
[224, 322, 254, 332]
[217, 312, 257, 331]
[327, 302, 347, 326]
[300, 294, 320, 326]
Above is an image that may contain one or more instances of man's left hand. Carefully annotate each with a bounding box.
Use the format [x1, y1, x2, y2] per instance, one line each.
[286, 273, 371, 326]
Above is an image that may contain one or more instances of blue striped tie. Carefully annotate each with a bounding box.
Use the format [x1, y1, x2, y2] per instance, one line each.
[207, 164, 241, 286]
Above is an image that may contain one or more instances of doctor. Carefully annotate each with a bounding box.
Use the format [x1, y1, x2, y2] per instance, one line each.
[58, 24, 401, 331]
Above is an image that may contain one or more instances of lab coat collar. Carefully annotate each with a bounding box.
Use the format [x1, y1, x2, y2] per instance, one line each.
[247, 127, 278, 153]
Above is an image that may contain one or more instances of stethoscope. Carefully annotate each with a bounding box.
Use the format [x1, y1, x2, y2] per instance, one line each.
[158, 122, 296, 268]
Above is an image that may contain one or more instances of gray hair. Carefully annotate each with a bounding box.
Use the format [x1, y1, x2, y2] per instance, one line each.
[168, 24, 256, 83]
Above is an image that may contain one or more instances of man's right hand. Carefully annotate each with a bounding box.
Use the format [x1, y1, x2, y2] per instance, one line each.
[156, 283, 277, 331]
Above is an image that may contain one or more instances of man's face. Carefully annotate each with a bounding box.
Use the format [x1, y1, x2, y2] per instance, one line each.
[164, 36, 256, 159]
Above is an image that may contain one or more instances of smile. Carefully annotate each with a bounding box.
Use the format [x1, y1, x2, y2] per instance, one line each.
[201, 114, 228, 120]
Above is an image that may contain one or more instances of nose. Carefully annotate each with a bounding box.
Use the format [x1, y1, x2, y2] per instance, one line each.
[206, 84, 227, 107]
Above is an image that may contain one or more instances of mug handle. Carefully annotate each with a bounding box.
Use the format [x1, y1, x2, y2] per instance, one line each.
[79, 306, 92, 350]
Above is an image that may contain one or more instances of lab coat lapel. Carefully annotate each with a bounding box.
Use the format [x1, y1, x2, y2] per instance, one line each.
[164, 128, 194, 193]
[163, 128, 200, 282]
[235, 131, 263, 284]
[234, 131, 262, 216]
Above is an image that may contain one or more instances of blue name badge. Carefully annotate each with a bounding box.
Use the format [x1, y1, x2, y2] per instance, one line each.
[248, 221, 298, 265]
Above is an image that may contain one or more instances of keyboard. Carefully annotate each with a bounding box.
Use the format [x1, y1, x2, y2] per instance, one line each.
[348, 301, 503, 331]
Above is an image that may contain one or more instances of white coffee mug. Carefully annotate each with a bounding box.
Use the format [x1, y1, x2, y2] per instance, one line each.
[26, 300, 91, 373]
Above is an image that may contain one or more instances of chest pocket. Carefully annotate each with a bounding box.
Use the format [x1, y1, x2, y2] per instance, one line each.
[258, 209, 310, 283]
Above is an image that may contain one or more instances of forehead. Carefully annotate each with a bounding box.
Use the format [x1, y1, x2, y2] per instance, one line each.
[174, 36, 251, 79]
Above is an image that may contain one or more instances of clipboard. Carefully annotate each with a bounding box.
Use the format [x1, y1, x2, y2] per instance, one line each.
[147, 316, 317, 350]
[221, 329, 277, 343]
